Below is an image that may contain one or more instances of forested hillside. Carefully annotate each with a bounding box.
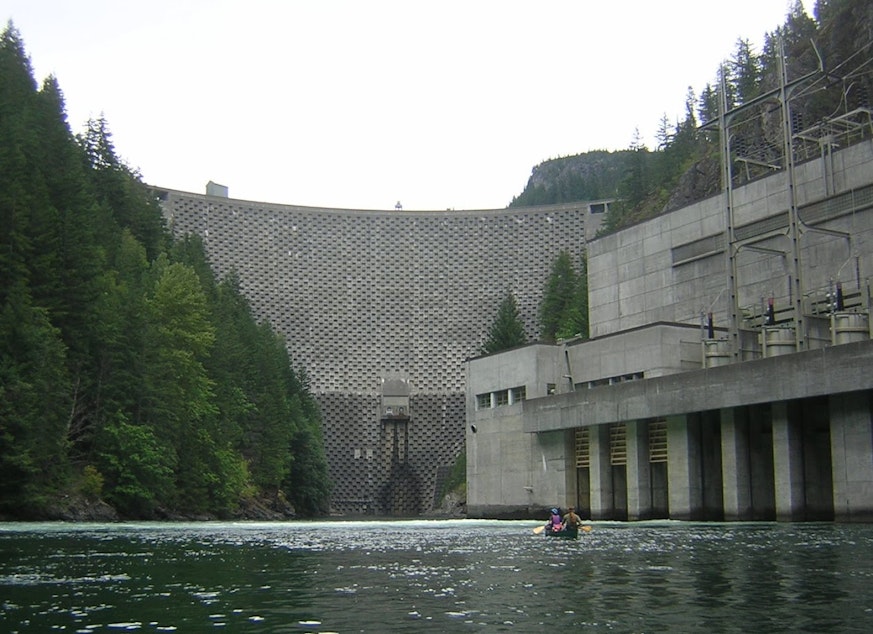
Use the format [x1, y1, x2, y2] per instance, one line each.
[511, 0, 873, 234]
[0, 24, 332, 520]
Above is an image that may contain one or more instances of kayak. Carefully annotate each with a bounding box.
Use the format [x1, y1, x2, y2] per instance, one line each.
[545, 526, 578, 539]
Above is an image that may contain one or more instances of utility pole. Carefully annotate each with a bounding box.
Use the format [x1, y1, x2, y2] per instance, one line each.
[703, 39, 821, 360]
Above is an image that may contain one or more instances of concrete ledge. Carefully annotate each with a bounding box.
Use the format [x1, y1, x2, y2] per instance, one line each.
[466, 505, 554, 520]
[525, 339, 873, 433]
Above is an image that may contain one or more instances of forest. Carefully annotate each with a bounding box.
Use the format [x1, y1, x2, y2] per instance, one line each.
[0, 24, 332, 520]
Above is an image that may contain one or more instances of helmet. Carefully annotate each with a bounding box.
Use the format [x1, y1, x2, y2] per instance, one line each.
[551, 508, 558, 514]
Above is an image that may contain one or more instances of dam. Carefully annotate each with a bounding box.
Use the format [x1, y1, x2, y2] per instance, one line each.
[155, 188, 607, 514]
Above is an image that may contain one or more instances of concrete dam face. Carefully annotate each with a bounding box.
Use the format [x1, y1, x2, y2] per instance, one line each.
[156, 191, 604, 514]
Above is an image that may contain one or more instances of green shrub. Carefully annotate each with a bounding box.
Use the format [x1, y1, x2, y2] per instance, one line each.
[81, 465, 104, 500]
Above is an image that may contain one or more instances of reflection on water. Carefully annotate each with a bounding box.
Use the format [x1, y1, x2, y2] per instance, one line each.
[1, 520, 873, 632]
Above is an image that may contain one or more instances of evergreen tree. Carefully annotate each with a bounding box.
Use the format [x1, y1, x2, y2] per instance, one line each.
[603, 129, 651, 231]
[730, 38, 762, 106]
[0, 24, 77, 514]
[655, 113, 673, 150]
[284, 389, 333, 515]
[482, 292, 527, 354]
[79, 115, 167, 261]
[91, 230, 151, 425]
[140, 256, 218, 508]
[0, 23, 48, 305]
[698, 83, 719, 126]
[555, 253, 589, 341]
[0, 283, 70, 514]
[666, 87, 700, 173]
[538, 251, 591, 343]
[539, 251, 579, 342]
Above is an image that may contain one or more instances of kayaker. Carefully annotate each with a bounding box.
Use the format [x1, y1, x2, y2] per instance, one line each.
[546, 508, 563, 534]
[562, 507, 582, 531]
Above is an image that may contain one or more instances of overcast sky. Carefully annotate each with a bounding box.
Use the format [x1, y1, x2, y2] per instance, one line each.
[7, 1, 813, 211]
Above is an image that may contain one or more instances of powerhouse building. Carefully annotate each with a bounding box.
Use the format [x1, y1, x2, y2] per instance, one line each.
[466, 125, 873, 521]
[155, 190, 607, 514]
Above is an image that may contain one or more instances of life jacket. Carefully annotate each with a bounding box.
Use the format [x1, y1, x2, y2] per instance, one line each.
[549, 513, 562, 526]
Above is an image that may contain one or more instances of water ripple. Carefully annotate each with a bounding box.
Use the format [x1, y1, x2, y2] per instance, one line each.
[2, 521, 873, 632]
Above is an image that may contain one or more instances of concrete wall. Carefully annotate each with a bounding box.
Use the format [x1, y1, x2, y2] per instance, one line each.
[564, 323, 705, 386]
[466, 411, 569, 518]
[466, 344, 567, 404]
[588, 140, 873, 339]
[830, 391, 873, 521]
[466, 345, 573, 516]
[525, 340, 873, 433]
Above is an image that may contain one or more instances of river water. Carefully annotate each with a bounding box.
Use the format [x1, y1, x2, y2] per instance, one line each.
[1, 519, 872, 633]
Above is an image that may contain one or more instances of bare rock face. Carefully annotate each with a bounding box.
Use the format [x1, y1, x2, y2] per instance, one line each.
[526, 151, 628, 192]
[234, 496, 296, 521]
[47, 496, 119, 522]
[433, 489, 466, 518]
[663, 156, 721, 213]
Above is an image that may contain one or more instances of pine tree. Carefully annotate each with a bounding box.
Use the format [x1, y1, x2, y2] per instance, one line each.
[482, 292, 527, 354]
[612, 129, 651, 225]
[698, 83, 719, 126]
[655, 113, 672, 150]
[539, 251, 579, 342]
[0, 23, 44, 306]
[0, 23, 78, 513]
[730, 38, 762, 106]
[0, 283, 71, 515]
[555, 253, 589, 341]
[78, 116, 167, 261]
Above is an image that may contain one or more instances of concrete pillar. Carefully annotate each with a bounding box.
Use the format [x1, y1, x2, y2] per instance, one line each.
[588, 424, 613, 520]
[563, 429, 578, 508]
[667, 414, 702, 520]
[830, 392, 873, 521]
[626, 420, 652, 520]
[700, 411, 723, 520]
[801, 399, 833, 521]
[721, 407, 753, 520]
[772, 401, 805, 521]
[749, 406, 776, 519]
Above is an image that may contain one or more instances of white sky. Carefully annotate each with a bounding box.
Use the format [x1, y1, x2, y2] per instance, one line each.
[7, 0, 813, 211]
